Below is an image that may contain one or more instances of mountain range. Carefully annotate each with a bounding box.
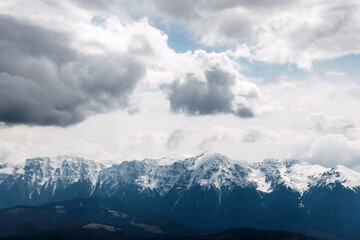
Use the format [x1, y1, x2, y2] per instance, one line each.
[1, 152, 360, 240]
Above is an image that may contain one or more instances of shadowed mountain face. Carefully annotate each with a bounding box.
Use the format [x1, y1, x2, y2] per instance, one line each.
[0, 199, 316, 240]
[0, 197, 195, 239]
[39, 197, 197, 237]
[0, 206, 89, 238]
[1, 153, 360, 239]
[0, 228, 317, 240]
[182, 228, 316, 240]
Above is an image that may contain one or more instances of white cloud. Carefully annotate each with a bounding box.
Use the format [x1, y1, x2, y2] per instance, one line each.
[326, 71, 347, 77]
[303, 134, 360, 169]
[310, 113, 357, 140]
[166, 128, 191, 150]
[1, 0, 360, 171]
[139, 0, 360, 69]
[198, 126, 278, 150]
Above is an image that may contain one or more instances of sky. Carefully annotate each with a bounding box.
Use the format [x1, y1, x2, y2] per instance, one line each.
[1, 0, 360, 169]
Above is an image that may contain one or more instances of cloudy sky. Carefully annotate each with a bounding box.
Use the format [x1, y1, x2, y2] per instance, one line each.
[1, 0, 360, 169]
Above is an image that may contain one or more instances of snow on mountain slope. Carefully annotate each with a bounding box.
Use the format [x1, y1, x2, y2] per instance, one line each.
[156, 152, 191, 166]
[99, 157, 186, 196]
[246, 168, 272, 193]
[2, 152, 360, 200]
[0, 163, 13, 184]
[183, 152, 250, 190]
[6, 156, 106, 196]
[97, 152, 252, 197]
[115, 153, 360, 195]
[249, 159, 328, 195]
[313, 165, 360, 190]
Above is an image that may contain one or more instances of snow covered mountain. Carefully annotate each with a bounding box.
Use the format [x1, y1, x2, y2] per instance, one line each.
[1, 152, 360, 206]
[249, 158, 360, 194]
[0, 156, 106, 207]
[94, 152, 360, 197]
[0, 163, 12, 184]
[95, 152, 250, 198]
[1, 152, 360, 239]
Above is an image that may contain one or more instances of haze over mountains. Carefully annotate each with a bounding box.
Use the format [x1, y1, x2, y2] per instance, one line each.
[1, 152, 360, 239]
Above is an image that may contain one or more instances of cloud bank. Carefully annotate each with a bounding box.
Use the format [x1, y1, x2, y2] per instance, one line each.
[139, 0, 360, 69]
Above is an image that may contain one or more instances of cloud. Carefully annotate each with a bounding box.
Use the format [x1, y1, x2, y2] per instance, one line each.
[165, 75, 236, 116]
[325, 71, 347, 77]
[198, 126, 276, 150]
[0, 12, 162, 126]
[166, 128, 189, 150]
[198, 126, 237, 150]
[304, 134, 360, 169]
[288, 113, 360, 168]
[241, 127, 271, 143]
[71, 0, 116, 10]
[138, 0, 360, 69]
[0, 1, 266, 124]
[310, 113, 356, 140]
[162, 50, 259, 118]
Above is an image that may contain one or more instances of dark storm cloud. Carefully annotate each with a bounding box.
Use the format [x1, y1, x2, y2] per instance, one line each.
[0, 15, 75, 76]
[0, 73, 84, 126]
[0, 14, 146, 127]
[163, 68, 255, 118]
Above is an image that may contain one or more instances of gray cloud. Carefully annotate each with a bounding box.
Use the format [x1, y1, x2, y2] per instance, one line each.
[198, 135, 220, 150]
[304, 135, 360, 169]
[71, 0, 117, 11]
[0, 14, 146, 126]
[166, 129, 187, 150]
[235, 104, 254, 118]
[0, 73, 84, 126]
[143, 0, 294, 20]
[215, 14, 253, 42]
[310, 113, 356, 140]
[0, 15, 75, 65]
[163, 68, 255, 118]
[242, 127, 267, 142]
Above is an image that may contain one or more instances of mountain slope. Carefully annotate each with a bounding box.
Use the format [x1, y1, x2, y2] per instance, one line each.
[1, 152, 360, 239]
[0, 197, 197, 239]
[39, 197, 197, 237]
[0, 156, 105, 208]
[0, 227, 317, 240]
[184, 227, 316, 240]
[0, 206, 88, 238]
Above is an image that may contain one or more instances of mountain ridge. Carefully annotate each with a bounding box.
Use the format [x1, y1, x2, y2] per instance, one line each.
[2, 152, 360, 239]
[1, 152, 360, 198]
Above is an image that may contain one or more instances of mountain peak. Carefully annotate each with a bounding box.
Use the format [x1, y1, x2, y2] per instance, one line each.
[314, 165, 360, 190]
[260, 158, 300, 167]
[190, 152, 231, 169]
[8, 155, 107, 198]
[154, 152, 191, 166]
